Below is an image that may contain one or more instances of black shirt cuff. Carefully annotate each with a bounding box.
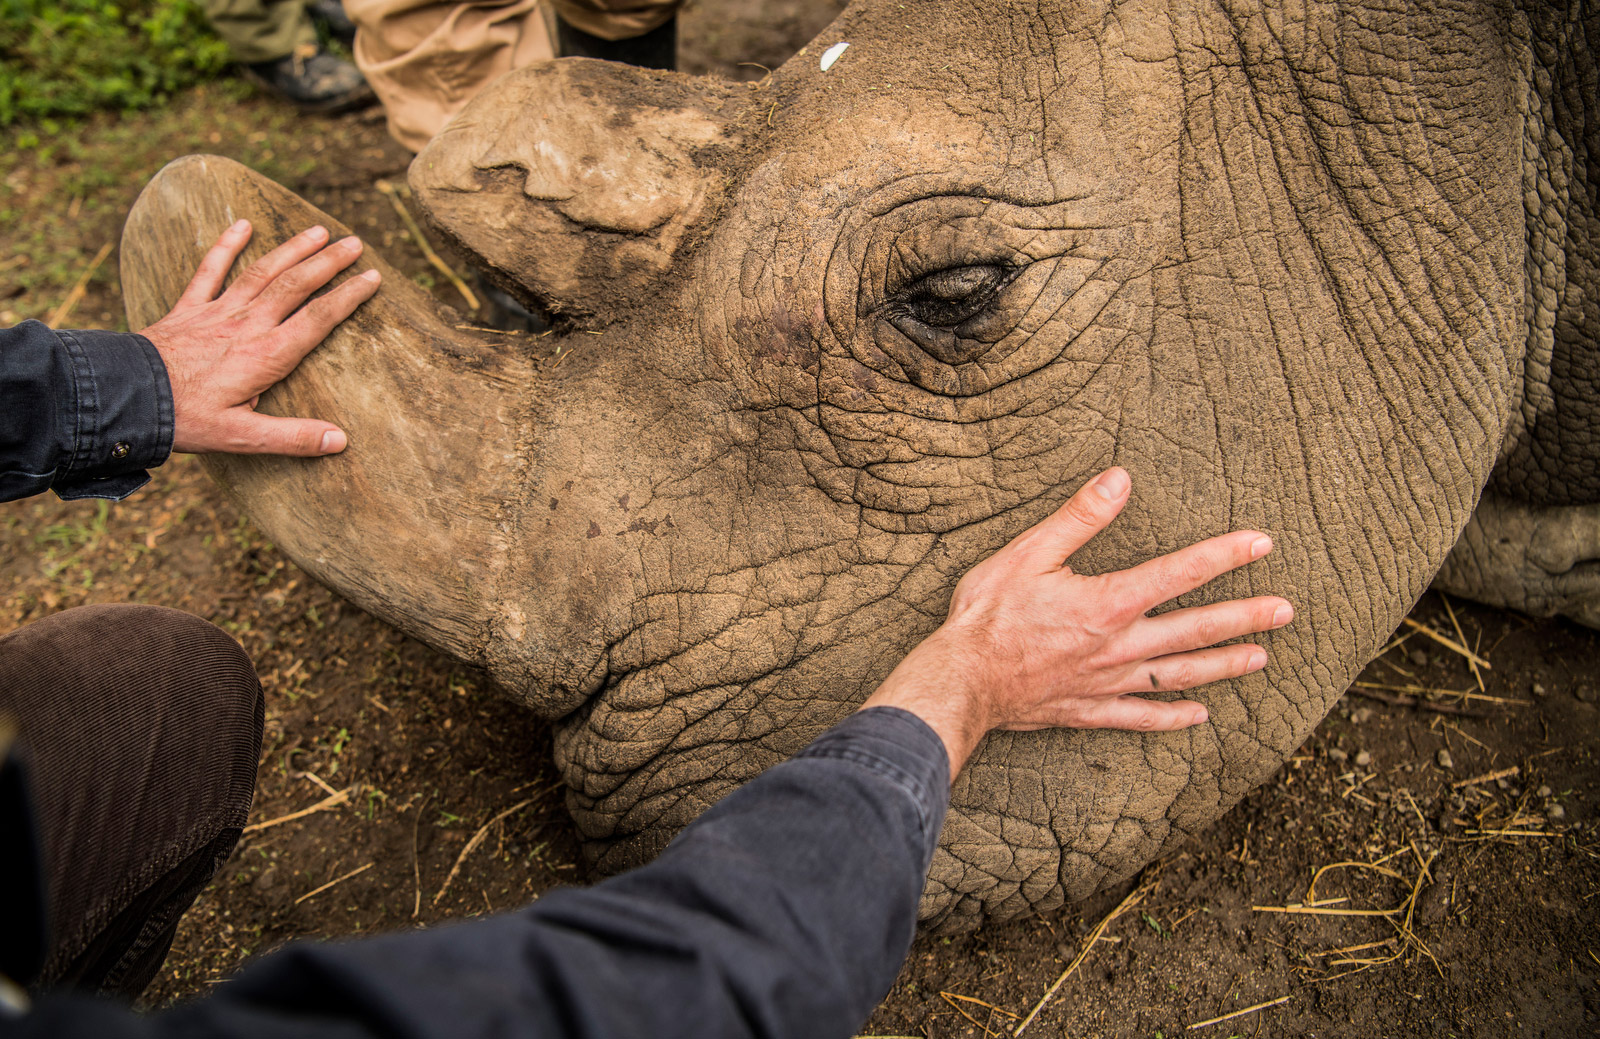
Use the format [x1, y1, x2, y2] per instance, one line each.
[794, 706, 951, 869]
[50, 329, 173, 501]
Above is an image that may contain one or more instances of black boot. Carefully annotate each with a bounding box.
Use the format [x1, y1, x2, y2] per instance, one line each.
[244, 44, 374, 113]
[556, 15, 676, 70]
[308, 0, 357, 49]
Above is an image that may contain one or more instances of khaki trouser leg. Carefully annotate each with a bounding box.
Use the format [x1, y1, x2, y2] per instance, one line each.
[201, 0, 318, 64]
[349, 0, 553, 152]
[349, 0, 682, 152]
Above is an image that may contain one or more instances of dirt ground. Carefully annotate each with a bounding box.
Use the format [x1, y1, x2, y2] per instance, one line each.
[2, 2, 1597, 1036]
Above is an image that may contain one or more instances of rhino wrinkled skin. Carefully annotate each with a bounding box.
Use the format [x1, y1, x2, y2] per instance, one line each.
[121, 0, 1597, 928]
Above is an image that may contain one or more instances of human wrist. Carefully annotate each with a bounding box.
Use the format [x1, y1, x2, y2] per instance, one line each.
[860, 630, 992, 781]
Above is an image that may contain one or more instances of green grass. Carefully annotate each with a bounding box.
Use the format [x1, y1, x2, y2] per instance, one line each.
[0, 0, 230, 127]
[0, 78, 309, 327]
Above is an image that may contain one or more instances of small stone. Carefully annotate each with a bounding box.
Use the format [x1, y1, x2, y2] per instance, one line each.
[1531, 682, 1547, 698]
[1576, 685, 1596, 704]
[1496, 777, 1509, 790]
[1407, 648, 1431, 667]
[1354, 750, 1372, 768]
[1547, 804, 1566, 822]
[1351, 707, 1373, 725]
[1328, 747, 1348, 763]
[1436, 748, 1454, 769]
[1537, 785, 1552, 798]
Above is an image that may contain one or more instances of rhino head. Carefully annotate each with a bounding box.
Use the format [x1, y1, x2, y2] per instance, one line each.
[124, 0, 1561, 928]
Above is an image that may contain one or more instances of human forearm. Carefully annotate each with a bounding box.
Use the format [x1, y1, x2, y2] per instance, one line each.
[16, 709, 947, 1039]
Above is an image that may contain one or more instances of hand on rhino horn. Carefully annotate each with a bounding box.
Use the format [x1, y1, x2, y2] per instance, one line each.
[138, 219, 380, 456]
[862, 467, 1294, 780]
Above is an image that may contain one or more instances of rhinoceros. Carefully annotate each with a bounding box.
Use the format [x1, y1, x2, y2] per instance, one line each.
[121, 0, 1597, 929]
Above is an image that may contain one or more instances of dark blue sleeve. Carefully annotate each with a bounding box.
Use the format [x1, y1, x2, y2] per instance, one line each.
[6, 708, 949, 1039]
[0, 320, 174, 503]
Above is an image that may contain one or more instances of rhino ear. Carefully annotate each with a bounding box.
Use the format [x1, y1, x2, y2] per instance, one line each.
[409, 59, 747, 320]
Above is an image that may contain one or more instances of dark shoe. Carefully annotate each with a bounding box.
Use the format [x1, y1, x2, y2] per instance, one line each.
[244, 44, 374, 113]
[556, 15, 676, 70]
[308, 0, 357, 49]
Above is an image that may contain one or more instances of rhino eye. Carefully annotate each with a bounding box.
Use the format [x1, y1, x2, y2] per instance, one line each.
[892, 264, 1014, 329]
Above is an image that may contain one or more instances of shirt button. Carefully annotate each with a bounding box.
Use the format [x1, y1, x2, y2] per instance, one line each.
[111, 442, 131, 460]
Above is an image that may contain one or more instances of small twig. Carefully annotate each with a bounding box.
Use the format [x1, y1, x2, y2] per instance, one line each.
[737, 61, 775, 89]
[434, 799, 534, 904]
[1465, 828, 1557, 838]
[1401, 618, 1492, 670]
[1451, 765, 1519, 790]
[1305, 859, 1404, 904]
[1346, 687, 1486, 718]
[411, 794, 429, 919]
[1014, 878, 1154, 1035]
[1375, 629, 1419, 658]
[1442, 721, 1495, 757]
[1408, 841, 1434, 886]
[1308, 938, 1397, 958]
[46, 242, 113, 328]
[1401, 789, 1430, 831]
[243, 787, 351, 833]
[297, 770, 341, 798]
[454, 324, 526, 335]
[375, 179, 479, 312]
[938, 991, 1017, 1034]
[1187, 995, 1289, 1031]
[294, 861, 373, 905]
[1352, 681, 1525, 706]
[1439, 594, 1485, 692]
[1253, 904, 1400, 917]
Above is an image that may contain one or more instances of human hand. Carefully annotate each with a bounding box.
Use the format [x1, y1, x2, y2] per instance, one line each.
[138, 220, 381, 456]
[861, 467, 1293, 779]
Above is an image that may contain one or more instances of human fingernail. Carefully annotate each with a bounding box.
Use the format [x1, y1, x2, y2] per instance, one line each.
[1272, 604, 1293, 627]
[1248, 649, 1267, 671]
[1250, 535, 1273, 559]
[1094, 467, 1129, 500]
[230, 218, 249, 232]
[339, 235, 362, 251]
[1191, 706, 1210, 725]
[360, 269, 381, 284]
[320, 429, 347, 453]
[306, 225, 328, 241]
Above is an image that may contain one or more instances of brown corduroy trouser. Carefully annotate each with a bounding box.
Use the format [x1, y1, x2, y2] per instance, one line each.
[348, 0, 683, 151]
[0, 605, 263, 999]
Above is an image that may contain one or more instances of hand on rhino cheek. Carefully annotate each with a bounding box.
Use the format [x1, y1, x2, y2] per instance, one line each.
[864, 467, 1292, 780]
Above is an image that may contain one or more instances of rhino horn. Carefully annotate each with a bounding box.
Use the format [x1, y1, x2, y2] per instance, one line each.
[120, 155, 557, 703]
[408, 58, 748, 322]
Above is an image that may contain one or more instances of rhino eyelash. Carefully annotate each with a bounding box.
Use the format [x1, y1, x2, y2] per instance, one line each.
[886, 263, 1019, 329]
